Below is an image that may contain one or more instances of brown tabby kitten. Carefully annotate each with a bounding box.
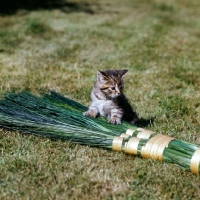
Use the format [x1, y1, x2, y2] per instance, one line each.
[83, 69, 138, 124]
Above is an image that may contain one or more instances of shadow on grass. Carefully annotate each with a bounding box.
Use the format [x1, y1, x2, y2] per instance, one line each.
[0, 0, 95, 15]
[135, 117, 155, 128]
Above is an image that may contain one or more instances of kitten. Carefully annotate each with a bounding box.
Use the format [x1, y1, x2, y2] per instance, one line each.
[83, 69, 138, 125]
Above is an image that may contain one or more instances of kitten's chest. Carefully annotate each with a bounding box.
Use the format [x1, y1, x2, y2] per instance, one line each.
[96, 100, 114, 117]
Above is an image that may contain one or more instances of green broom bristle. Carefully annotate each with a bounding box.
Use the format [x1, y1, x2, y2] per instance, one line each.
[0, 91, 200, 174]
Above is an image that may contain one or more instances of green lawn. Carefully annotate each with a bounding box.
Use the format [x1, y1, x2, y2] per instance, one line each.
[0, 0, 200, 199]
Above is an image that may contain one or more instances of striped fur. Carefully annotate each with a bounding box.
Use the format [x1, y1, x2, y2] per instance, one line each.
[83, 69, 138, 125]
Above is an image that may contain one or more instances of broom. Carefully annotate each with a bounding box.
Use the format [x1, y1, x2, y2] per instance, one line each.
[0, 91, 200, 174]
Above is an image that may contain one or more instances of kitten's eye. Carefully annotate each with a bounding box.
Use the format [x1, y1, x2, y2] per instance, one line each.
[120, 85, 123, 89]
[111, 87, 115, 90]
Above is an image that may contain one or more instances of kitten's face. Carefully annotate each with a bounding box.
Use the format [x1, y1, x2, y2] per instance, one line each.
[97, 69, 128, 99]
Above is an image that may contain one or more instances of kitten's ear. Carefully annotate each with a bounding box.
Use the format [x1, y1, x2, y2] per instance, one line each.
[97, 70, 108, 82]
[120, 69, 128, 79]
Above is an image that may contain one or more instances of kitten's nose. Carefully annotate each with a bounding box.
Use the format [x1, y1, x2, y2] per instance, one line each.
[116, 92, 121, 96]
[115, 86, 120, 95]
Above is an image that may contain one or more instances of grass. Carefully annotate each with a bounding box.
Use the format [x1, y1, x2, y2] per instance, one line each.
[0, 0, 200, 199]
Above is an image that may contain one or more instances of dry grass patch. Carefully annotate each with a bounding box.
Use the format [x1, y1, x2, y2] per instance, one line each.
[0, 0, 200, 199]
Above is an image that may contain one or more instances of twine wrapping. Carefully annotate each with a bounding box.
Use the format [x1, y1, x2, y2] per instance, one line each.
[126, 128, 135, 136]
[137, 128, 155, 139]
[124, 137, 141, 155]
[141, 134, 175, 161]
[112, 137, 124, 151]
[190, 147, 200, 174]
[126, 128, 154, 139]
[120, 133, 130, 138]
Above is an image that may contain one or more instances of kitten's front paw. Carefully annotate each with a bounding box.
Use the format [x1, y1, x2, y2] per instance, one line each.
[109, 117, 121, 125]
[83, 110, 97, 118]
